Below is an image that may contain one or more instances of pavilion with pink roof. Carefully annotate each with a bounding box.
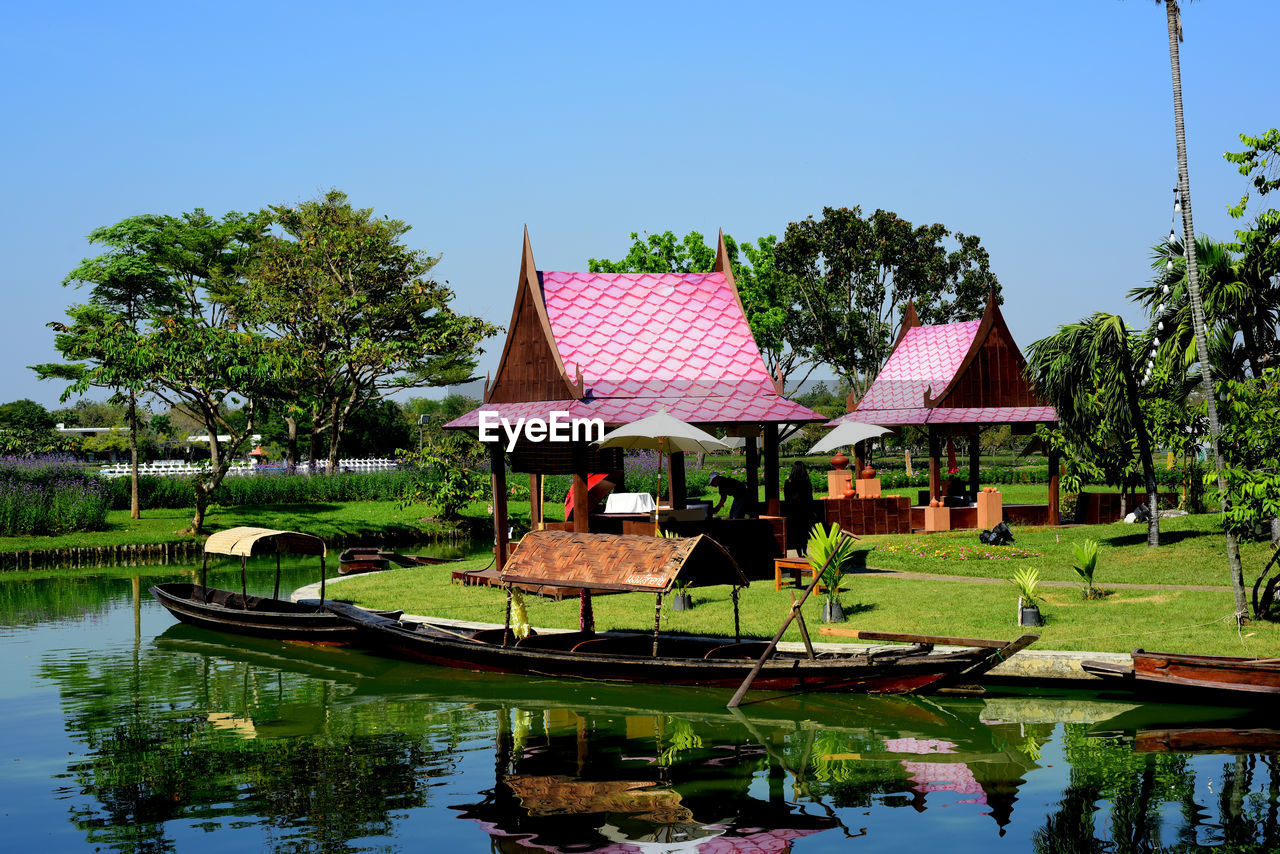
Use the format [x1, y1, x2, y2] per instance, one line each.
[447, 230, 825, 570]
[842, 294, 1063, 527]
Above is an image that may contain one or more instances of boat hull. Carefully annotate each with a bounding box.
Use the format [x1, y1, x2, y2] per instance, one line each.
[149, 583, 400, 642]
[1083, 649, 1280, 701]
[324, 602, 995, 695]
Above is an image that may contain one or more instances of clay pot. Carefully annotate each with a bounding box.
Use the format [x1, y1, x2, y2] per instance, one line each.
[860, 466, 876, 479]
[830, 451, 850, 471]
[842, 489, 855, 499]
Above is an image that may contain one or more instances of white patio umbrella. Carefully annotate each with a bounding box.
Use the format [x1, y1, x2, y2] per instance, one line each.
[597, 411, 730, 506]
[806, 420, 891, 456]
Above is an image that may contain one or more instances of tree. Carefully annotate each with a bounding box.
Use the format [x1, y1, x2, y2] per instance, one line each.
[774, 206, 999, 395]
[1027, 314, 1162, 546]
[34, 218, 183, 518]
[39, 209, 279, 533]
[0, 399, 54, 433]
[1159, 0, 1247, 617]
[588, 230, 812, 391]
[245, 190, 497, 472]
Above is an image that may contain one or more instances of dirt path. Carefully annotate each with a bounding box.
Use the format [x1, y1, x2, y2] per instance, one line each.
[852, 565, 1232, 592]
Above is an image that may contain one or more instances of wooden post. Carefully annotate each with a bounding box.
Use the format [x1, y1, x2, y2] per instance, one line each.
[528, 473, 543, 529]
[732, 587, 740, 643]
[572, 442, 589, 534]
[745, 435, 760, 517]
[669, 452, 687, 510]
[503, 584, 513, 648]
[240, 556, 248, 608]
[491, 445, 510, 569]
[652, 593, 663, 657]
[273, 541, 281, 601]
[201, 553, 209, 601]
[319, 554, 326, 605]
[1048, 447, 1061, 526]
[763, 423, 780, 516]
[928, 427, 941, 503]
[967, 429, 981, 503]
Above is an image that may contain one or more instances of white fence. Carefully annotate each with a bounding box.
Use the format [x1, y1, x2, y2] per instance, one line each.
[99, 458, 400, 479]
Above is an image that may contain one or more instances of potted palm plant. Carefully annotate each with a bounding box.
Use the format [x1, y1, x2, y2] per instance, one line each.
[807, 523, 857, 622]
[1009, 566, 1045, 627]
[669, 578, 695, 611]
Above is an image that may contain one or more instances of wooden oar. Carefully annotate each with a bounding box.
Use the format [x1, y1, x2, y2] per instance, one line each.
[727, 534, 851, 709]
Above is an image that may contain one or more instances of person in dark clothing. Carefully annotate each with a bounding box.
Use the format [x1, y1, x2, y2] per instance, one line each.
[709, 474, 749, 519]
[784, 461, 816, 556]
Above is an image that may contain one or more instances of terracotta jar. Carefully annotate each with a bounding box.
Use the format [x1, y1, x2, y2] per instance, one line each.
[830, 451, 850, 471]
[860, 465, 876, 479]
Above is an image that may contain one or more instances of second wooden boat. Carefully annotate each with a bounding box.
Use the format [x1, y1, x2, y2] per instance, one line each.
[1082, 649, 1280, 699]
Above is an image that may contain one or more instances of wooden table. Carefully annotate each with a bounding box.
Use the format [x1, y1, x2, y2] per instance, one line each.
[774, 557, 825, 591]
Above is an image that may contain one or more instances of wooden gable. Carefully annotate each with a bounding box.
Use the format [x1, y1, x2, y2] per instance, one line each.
[930, 293, 1043, 410]
[485, 228, 582, 404]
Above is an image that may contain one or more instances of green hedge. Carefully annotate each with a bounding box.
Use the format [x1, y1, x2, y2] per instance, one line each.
[105, 469, 418, 510]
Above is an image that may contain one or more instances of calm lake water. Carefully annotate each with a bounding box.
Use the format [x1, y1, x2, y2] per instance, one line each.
[2, 554, 1278, 853]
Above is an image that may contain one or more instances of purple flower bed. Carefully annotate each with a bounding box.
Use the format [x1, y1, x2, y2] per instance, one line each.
[0, 456, 110, 535]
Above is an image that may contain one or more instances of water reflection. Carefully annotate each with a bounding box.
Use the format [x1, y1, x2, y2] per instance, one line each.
[11, 570, 1280, 851]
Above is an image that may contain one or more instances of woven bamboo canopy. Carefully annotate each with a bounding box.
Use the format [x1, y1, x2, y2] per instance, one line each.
[500, 530, 747, 593]
[203, 527, 326, 558]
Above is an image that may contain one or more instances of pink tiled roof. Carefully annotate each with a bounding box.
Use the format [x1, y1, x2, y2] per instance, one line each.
[843, 319, 1057, 427]
[540, 271, 776, 399]
[446, 395, 821, 430]
[854, 321, 982, 411]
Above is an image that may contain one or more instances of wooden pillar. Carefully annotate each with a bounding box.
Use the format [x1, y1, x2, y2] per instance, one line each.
[669, 452, 687, 510]
[528, 473, 543, 530]
[491, 445, 509, 570]
[927, 427, 941, 503]
[1048, 447, 1061, 526]
[763, 423, 780, 516]
[745, 435, 760, 518]
[572, 442, 590, 533]
[967, 429, 981, 502]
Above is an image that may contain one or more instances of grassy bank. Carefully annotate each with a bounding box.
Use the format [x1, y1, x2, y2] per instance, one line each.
[0, 501, 461, 554]
[335, 555, 1280, 657]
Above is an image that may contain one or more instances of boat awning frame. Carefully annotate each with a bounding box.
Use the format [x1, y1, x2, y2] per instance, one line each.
[203, 527, 327, 558]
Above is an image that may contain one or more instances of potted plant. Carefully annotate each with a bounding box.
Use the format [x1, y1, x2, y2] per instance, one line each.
[1009, 566, 1045, 627]
[670, 579, 695, 611]
[807, 523, 857, 622]
[1071, 538, 1103, 599]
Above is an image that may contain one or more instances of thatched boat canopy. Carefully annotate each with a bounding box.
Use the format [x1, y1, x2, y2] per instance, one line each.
[500, 531, 747, 594]
[203, 527, 327, 558]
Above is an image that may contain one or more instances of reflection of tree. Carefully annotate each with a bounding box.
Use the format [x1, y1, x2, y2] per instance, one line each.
[40, 640, 490, 854]
[1034, 725, 1192, 854]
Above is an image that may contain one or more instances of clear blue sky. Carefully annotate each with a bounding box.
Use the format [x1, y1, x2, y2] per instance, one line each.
[1, 1, 1272, 408]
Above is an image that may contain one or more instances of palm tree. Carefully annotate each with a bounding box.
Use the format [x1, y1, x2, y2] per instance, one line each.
[1160, 0, 1248, 617]
[1028, 314, 1161, 547]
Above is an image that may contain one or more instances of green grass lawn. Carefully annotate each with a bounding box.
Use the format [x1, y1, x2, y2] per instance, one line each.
[335, 546, 1280, 658]
[855, 512, 1275, 589]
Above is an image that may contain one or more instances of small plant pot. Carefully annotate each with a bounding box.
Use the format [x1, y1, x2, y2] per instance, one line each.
[822, 600, 846, 623]
[671, 593, 694, 612]
[1019, 604, 1044, 627]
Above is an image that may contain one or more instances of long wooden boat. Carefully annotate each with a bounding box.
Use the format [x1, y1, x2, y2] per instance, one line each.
[1082, 649, 1280, 699]
[338, 547, 462, 575]
[325, 602, 1034, 693]
[324, 530, 1037, 698]
[150, 527, 399, 642]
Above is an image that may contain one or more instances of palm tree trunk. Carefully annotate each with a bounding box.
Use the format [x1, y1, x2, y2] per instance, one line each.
[1166, 0, 1248, 617]
[1118, 319, 1160, 546]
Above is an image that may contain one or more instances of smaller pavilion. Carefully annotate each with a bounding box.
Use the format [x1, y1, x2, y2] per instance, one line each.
[843, 293, 1062, 527]
[447, 230, 825, 572]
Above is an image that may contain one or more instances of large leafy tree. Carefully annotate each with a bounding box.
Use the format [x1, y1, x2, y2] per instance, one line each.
[1027, 314, 1162, 546]
[588, 230, 812, 391]
[1159, 0, 1247, 617]
[773, 206, 999, 395]
[245, 190, 498, 472]
[35, 219, 179, 518]
[38, 209, 279, 533]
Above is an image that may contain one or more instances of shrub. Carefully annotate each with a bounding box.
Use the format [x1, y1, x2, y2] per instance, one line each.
[0, 456, 110, 535]
[1071, 538, 1103, 599]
